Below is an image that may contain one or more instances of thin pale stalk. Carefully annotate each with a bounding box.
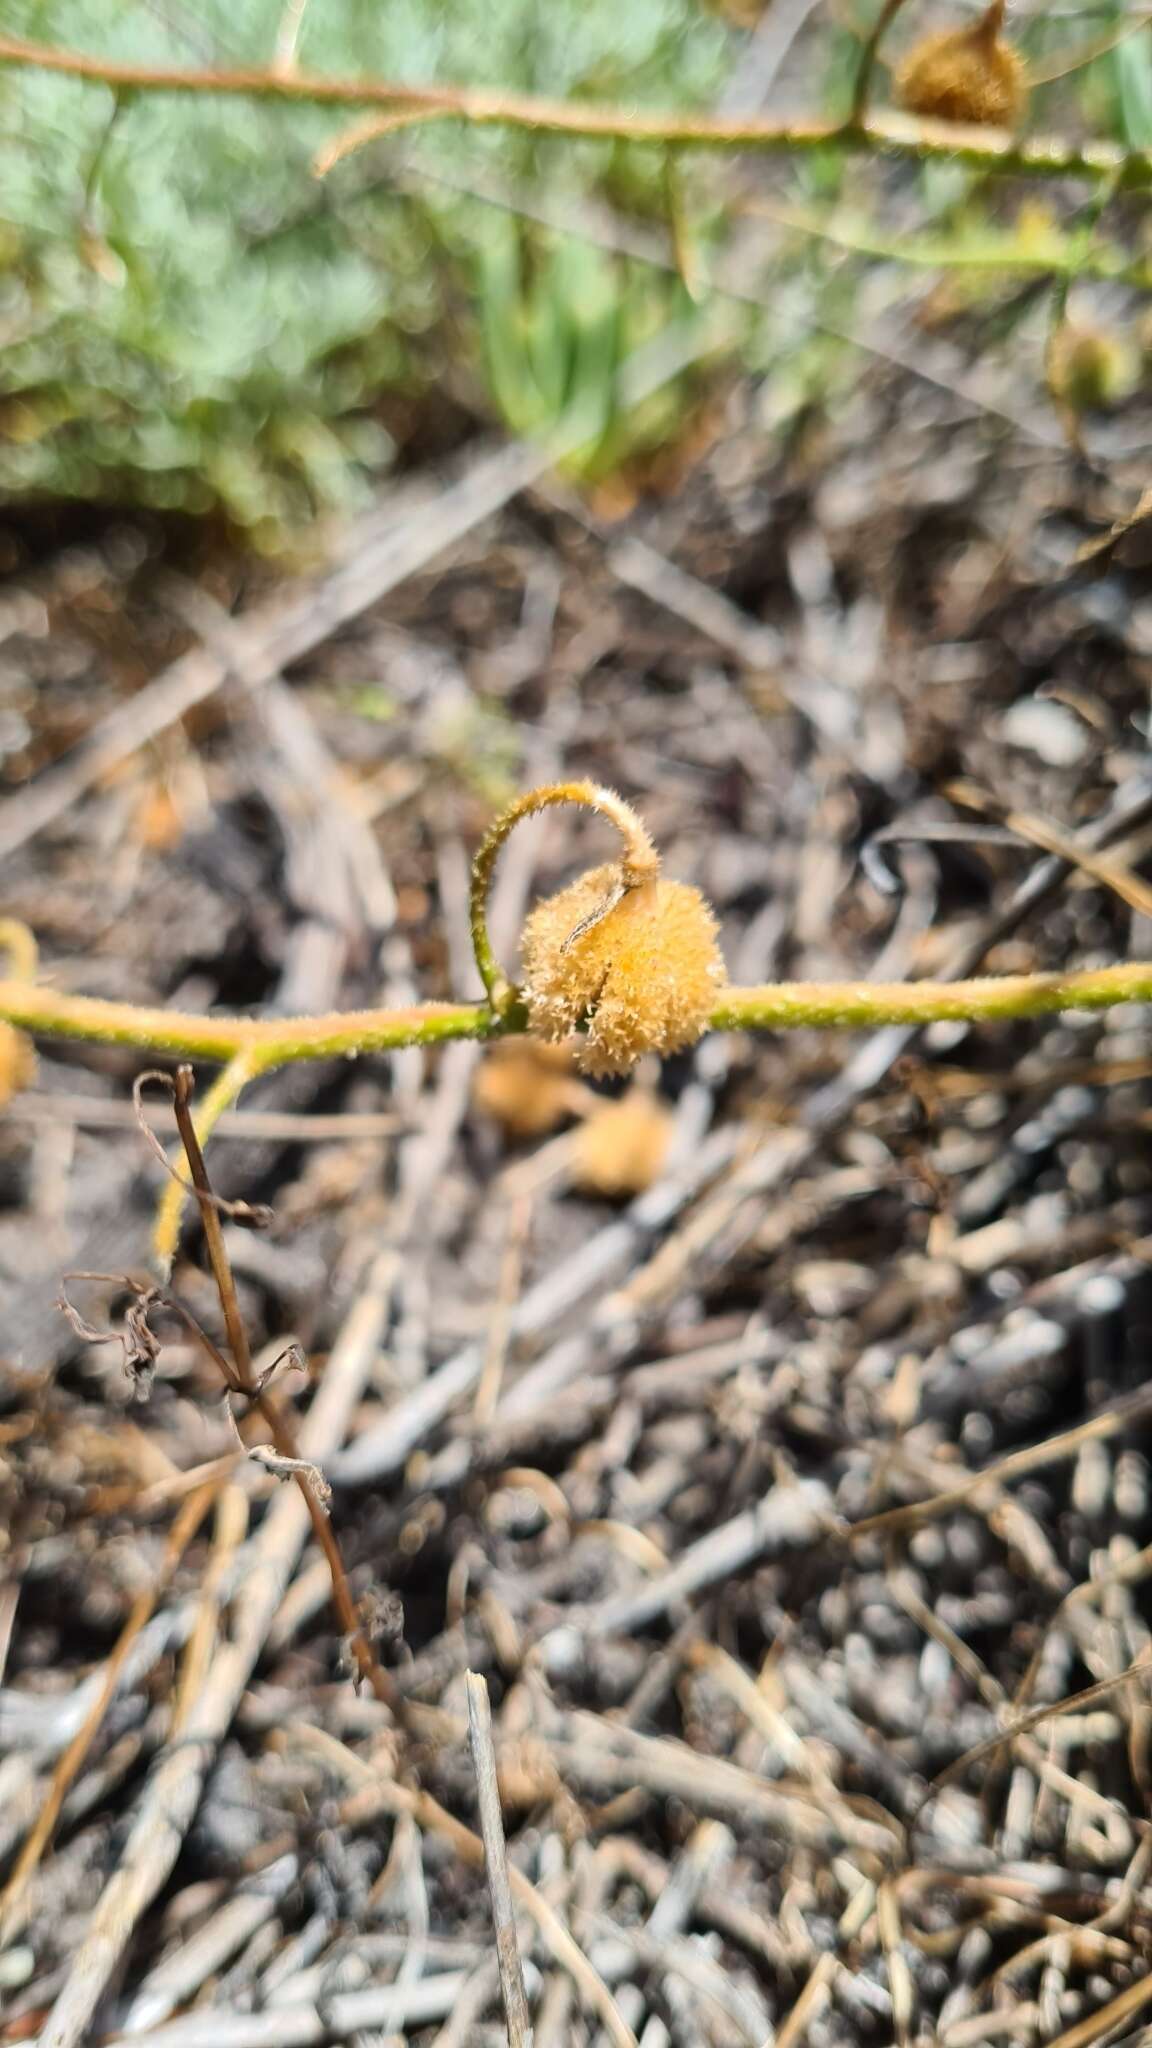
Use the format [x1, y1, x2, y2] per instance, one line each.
[0, 36, 1148, 187]
[464, 1671, 534, 2046]
[171, 1484, 250, 1737]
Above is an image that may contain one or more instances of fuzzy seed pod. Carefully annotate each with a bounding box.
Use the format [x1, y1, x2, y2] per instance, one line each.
[572, 1090, 674, 1198]
[897, 4, 1026, 126]
[496, 1738, 562, 1813]
[0, 1022, 35, 1111]
[520, 862, 725, 1077]
[471, 1039, 586, 1140]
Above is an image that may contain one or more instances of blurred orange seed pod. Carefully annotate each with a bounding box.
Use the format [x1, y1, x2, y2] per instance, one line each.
[519, 861, 725, 1077]
[897, 0, 1027, 126]
[571, 1090, 674, 1198]
[471, 1038, 588, 1140]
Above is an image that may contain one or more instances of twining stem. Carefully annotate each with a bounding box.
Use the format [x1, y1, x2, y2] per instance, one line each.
[468, 780, 658, 1008]
[0, 918, 38, 984]
[172, 1069, 265, 1397]
[8, 961, 1152, 1069]
[0, 34, 1150, 188]
[153, 1047, 271, 1272]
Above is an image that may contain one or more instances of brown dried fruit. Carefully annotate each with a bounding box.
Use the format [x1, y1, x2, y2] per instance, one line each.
[520, 864, 725, 1077]
[471, 1038, 586, 1139]
[897, 2, 1026, 126]
[497, 1738, 561, 1812]
[572, 1091, 674, 1198]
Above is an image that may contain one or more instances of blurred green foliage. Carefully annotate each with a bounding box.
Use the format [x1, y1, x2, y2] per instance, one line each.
[475, 216, 703, 478]
[1, 2, 1149, 541]
[0, 0, 730, 539]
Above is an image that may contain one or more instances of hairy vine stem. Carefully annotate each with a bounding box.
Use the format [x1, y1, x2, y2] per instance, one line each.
[6, 786, 1152, 1094]
[6, 961, 1152, 1071]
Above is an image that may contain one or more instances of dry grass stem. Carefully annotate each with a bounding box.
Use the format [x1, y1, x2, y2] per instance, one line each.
[34, 1242, 398, 2048]
[464, 1670, 534, 2046]
[0, 1481, 217, 1943]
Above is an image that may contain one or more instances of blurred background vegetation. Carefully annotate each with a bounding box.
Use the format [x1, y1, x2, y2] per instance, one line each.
[1, 0, 1150, 545]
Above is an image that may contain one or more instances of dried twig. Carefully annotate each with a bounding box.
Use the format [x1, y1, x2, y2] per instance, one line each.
[583, 1473, 833, 1635]
[118, 1853, 301, 2034]
[141, 1056, 274, 1269]
[0, 1481, 217, 1941]
[0, 1582, 18, 1689]
[850, 0, 914, 123]
[56, 1271, 165, 1401]
[542, 1711, 897, 1856]
[945, 778, 1152, 923]
[294, 1722, 639, 2048]
[473, 1194, 532, 1428]
[5, 1092, 403, 1140]
[465, 1670, 534, 2047]
[35, 1239, 400, 2048]
[775, 1952, 837, 2048]
[850, 1375, 1152, 1539]
[162, 1065, 398, 1710]
[1044, 1969, 1152, 2048]
[112, 1975, 475, 2046]
[171, 1484, 249, 1738]
[914, 1661, 1152, 1822]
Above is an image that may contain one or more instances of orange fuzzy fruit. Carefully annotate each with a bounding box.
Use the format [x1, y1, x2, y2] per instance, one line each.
[897, 8, 1026, 126]
[520, 864, 725, 1077]
[471, 1039, 584, 1140]
[572, 1091, 674, 1198]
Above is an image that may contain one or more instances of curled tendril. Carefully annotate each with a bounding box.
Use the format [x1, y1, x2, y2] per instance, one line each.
[469, 783, 724, 1075]
[57, 1271, 163, 1401]
[468, 781, 659, 1012]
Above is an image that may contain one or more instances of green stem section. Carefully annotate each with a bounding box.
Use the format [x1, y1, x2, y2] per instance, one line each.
[0, 35, 1148, 188]
[711, 963, 1152, 1028]
[7, 962, 1152, 1070]
[0, 984, 502, 1062]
